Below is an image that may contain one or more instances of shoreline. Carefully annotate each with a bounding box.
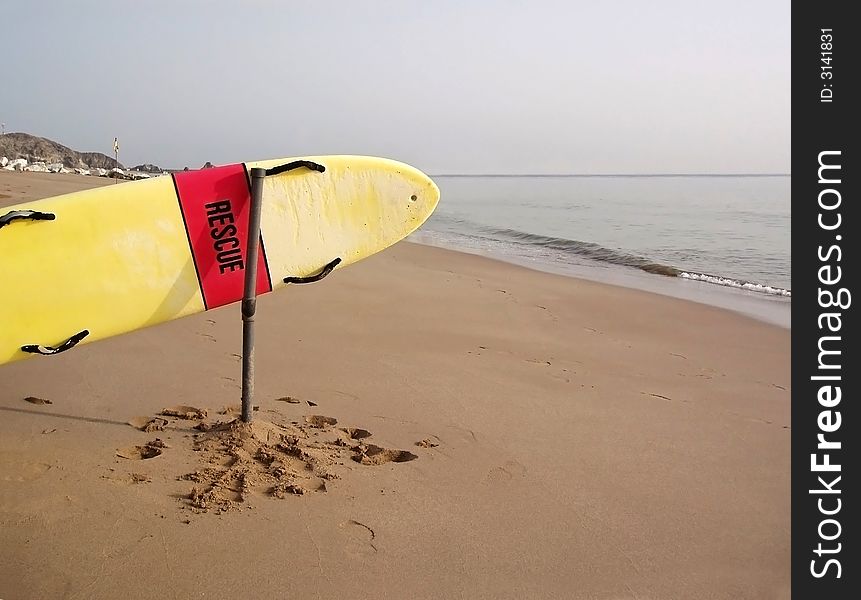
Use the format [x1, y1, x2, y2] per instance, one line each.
[409, 231, 792, 329]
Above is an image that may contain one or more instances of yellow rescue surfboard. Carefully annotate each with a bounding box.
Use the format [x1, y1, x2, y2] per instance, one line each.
[0, 156, 439, 366]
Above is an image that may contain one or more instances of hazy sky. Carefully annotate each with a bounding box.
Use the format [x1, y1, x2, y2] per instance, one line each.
[2, 0, 790, 173]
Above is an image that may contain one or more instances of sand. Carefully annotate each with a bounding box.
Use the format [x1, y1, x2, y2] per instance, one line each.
[0, 170, 790, 599]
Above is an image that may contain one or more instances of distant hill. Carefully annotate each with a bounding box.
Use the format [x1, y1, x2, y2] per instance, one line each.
[0, 132, 124, 169]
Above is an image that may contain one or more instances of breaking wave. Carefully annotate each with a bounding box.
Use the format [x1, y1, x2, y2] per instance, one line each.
[479, 227, 791, 297]
[678, 272, 791, 297]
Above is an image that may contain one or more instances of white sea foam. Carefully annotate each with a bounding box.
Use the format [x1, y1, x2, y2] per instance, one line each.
[679, 272, 791, 297]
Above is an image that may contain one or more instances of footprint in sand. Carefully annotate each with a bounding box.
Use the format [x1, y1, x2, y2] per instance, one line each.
[340, 427, 372, 440]
[128, 416, 169, 432]
[482, 459, 527, 485]
[339, 519, 378, 556]
[305, 415, 337, 428]
[0, 454, 52, 482]
[352, 444, 417, 465]
[444, 424, 478, 444]
[116, 441, 166, 460]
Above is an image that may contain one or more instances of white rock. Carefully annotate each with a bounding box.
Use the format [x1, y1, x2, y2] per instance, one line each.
[9, 158, 28, 171]
[0, 156, 8, 167]
[129, 171, 151, 180]
[24, 162, 49, 173]
[108, 167, 126, 179]
[74, 168, 89, 175]
[2, 165, 15, 171]
[60, 167, 73, 174]
[47, 162, 64, 173]
[91, 168, 108, 177]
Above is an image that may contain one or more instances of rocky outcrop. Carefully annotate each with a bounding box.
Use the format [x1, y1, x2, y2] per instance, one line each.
[80, 151, 122, 170]
[131, 163, 163, 173]
[0, 132, 124, 169]
[4, 158, 28, 171]
[2, 134, 174, 179]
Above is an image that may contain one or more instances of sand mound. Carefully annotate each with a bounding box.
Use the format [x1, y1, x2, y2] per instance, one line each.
[160, 405, 208, 419]
[122, 407, 419, 514]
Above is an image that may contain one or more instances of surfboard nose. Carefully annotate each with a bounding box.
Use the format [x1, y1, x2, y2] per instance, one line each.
[395, 160, 440, 226]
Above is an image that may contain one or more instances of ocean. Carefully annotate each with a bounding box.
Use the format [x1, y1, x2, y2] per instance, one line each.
[410, 175, 791, 328]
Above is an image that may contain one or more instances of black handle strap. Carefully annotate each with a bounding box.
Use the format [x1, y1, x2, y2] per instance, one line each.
[0, 210, 56, 230]
[284, 258, 342, 284]
[21, 330, 90, 356]
[265, 160, 326, 177]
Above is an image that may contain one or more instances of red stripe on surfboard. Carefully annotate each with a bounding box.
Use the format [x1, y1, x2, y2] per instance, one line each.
[173, 163, 272, 309]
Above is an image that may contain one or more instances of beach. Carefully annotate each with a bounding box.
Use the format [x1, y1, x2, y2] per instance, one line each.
[1, 171, 790, 598]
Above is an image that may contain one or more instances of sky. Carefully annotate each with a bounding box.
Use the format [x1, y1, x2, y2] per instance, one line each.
[1, 0, 790, 174]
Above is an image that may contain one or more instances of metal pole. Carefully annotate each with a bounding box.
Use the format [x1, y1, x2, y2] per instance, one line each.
[241, 167, 266, 423]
